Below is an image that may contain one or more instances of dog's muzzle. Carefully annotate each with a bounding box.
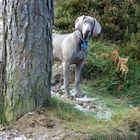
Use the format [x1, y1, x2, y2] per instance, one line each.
[83, 30, 90, 40]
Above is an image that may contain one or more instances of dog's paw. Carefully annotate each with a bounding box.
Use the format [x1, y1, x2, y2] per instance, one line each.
[75, 92, 85, 98]
[61, 94, 74, 100]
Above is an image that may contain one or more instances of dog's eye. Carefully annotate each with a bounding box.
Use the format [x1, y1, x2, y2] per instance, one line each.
[90, 22, 93, 25]
[84, 20, 88, 24]
[86, 22, 93, 26]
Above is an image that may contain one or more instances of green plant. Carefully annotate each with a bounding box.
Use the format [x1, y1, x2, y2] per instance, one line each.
[43, 97, 140, 139]
[55, 0, 139, 42]
[81, 39, 140, 105]
[122, 33, 140, 61]
[46, 97, 85, 121]
[82, 39, 117, 80]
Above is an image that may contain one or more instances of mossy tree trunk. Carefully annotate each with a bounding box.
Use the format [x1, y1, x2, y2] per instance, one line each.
[0, 0, 53, 122]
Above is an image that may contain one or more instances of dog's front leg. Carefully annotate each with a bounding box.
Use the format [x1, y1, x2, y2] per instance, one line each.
[62, 61, 71, 97]
[75, 62, 85, 97]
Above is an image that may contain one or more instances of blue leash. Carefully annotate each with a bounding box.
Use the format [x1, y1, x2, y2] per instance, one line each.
[81, 40, 88, 51]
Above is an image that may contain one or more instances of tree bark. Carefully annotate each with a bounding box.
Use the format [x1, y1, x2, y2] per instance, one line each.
[0, 0, 53, 122]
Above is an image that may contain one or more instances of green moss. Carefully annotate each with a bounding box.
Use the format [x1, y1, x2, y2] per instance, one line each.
[0, 97, 6, 124]
[3, 69, 51, 122]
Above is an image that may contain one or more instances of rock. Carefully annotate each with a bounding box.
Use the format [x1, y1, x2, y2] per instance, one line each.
[52, 62, 75, 86]
[52, 62, 63, 85]
[90, 103, 96, 109]
[86, 105, 91, 110]
[0, 129, 33, 140]
[51, 84, 61, 92]
[77, 101, 83, 106]
[82, 102, 89, 108]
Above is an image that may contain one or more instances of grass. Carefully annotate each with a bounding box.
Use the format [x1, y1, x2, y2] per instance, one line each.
[81, 84, 130, 113]
[82, 39, 140, 106]
[42, 94, 140, 140]
[43, 39, 140, 139]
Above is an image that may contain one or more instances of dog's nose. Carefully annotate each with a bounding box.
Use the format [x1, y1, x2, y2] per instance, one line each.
[83, 30, 90, 39]
[85, 30, 90, 34]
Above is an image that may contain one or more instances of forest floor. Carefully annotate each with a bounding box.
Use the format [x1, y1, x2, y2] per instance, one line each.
[0, 63, 140, 140]
[0, 112, 92, 140]
[0, 81, 140, 140]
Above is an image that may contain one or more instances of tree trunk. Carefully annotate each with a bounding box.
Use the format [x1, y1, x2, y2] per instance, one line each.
[0, 0, 53, 122]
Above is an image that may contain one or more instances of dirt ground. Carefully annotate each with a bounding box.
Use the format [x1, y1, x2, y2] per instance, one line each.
[0, 112, 92, 140]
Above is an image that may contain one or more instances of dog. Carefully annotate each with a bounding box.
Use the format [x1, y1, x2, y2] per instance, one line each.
[52, 15, 101, 98]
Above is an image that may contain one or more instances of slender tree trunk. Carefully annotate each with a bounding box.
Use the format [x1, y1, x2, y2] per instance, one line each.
[0, 0, 53, 122]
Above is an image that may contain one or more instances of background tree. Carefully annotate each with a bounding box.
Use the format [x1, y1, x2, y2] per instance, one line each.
[0, 0, 53, 122]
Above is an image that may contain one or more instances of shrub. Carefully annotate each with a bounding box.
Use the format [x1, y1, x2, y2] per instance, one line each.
[55, 0, 139, 43]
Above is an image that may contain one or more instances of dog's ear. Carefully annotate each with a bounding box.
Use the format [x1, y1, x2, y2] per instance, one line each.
[75, 15, 86, 31]
[92, 19, 101, 36]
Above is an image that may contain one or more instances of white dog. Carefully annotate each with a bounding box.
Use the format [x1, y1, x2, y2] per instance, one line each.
[53, 15, 101, 98]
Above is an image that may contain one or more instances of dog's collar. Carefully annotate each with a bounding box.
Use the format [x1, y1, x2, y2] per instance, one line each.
[81, 40, 88, 51]
[92, 19, 96, 35]
[75, 30, 88, 51]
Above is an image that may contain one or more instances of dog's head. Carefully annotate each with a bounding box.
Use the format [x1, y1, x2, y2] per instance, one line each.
[75, 15, 101, 40]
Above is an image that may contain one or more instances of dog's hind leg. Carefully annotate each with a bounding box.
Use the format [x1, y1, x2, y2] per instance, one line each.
[75, 62, 85, 97]
[62, 61, 71, 97]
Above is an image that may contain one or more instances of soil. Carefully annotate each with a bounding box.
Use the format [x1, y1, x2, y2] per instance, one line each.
[0, 112, 92, 140]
